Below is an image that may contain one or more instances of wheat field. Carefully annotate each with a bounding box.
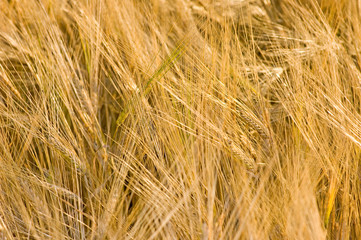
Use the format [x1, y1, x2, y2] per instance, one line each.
[0, 0, 360, 239]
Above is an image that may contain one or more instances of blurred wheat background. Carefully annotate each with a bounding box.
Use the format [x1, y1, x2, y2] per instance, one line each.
[0, 0, 360, 239]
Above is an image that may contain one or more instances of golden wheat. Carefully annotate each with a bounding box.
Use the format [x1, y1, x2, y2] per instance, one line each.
[0, 0, 360, 239]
